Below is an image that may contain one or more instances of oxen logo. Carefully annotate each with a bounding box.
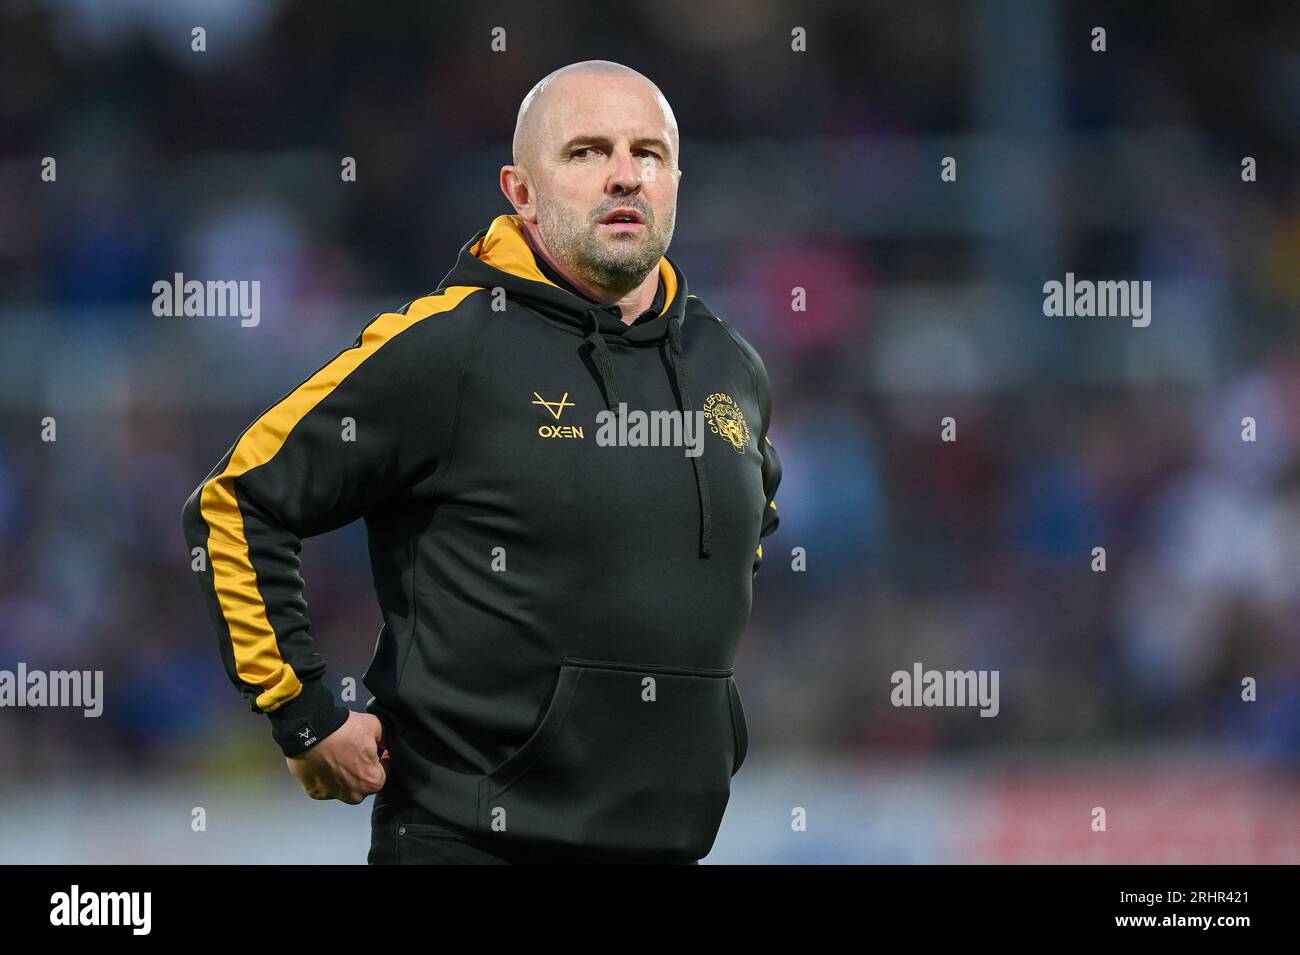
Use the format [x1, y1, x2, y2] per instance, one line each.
[533, 391, 583, 439]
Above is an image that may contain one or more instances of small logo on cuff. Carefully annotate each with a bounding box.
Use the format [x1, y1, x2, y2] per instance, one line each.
[296, 725, 318, 747]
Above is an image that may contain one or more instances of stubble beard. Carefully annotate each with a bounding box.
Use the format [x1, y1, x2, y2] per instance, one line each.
[536, 193, 676, 294]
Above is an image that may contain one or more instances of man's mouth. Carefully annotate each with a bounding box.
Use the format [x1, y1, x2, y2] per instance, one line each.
[598, 208, 646, 231]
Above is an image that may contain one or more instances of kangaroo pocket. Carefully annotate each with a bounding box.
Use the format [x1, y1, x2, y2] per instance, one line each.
[476, 656, 748, 860]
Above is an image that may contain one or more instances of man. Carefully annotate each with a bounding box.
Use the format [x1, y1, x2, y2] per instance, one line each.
[181, 60, 782, 865]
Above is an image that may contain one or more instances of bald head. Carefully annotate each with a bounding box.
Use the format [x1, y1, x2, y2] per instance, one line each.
[512, 60, 680, 171]
[500, 60, 682, 302]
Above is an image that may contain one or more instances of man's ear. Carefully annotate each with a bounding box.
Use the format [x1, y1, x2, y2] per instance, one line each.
[500, 165, 536, 220]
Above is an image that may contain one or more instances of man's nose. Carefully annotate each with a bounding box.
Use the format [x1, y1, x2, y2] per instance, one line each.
[607, 148, 643, 193]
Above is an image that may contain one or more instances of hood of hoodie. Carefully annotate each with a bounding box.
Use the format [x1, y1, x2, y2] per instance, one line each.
[437, 213, 715, 557]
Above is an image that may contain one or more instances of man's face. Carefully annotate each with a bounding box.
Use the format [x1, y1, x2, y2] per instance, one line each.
[526, 74, 680, 292]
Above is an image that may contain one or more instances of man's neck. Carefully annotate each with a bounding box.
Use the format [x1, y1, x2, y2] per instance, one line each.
[522, 224, 657, 326]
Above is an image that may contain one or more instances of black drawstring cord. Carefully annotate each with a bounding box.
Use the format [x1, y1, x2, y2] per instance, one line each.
[668, 316, 713, 558]
[583, 309, 621, 412]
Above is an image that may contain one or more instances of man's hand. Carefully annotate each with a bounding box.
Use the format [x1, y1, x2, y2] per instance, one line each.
[286, 710, 390, 804]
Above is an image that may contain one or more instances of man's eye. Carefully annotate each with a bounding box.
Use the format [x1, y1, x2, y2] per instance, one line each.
[573, 147, 600, 158]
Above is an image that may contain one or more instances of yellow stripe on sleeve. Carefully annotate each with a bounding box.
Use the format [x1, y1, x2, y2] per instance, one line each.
[198, 286, 481, 712]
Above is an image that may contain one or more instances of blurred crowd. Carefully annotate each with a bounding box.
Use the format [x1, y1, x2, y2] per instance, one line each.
[0, 0, 1297, 779]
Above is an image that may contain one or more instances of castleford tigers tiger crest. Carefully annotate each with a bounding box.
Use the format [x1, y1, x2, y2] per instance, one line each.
[703, 392, 750, 452]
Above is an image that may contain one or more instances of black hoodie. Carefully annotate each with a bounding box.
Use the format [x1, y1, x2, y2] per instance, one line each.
[181, 213, 782, 863]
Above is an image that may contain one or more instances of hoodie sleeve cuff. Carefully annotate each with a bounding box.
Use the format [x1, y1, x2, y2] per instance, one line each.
[266, 677, 352, 758]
